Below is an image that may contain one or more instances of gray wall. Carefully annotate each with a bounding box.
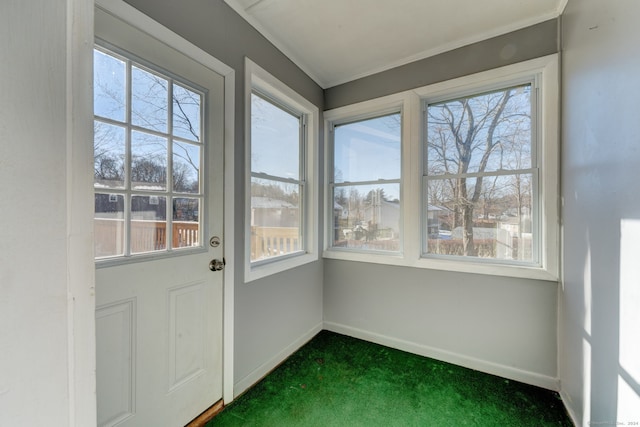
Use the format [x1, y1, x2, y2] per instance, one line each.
[124, 0, 324, 395]
[325, 19, 558, 109]
[325, 262, 559, 385]
[323, 20, 561, 389]
[561, 0, 640, 424]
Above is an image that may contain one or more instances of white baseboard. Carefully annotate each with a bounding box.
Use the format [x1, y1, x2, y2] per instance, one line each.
[559, 388, 580, 426]
[324, 321, 561, 392]
[233, 322, 323, 398]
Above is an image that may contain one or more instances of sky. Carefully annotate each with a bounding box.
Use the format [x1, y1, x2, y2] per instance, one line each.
[334, 113, 402, 200]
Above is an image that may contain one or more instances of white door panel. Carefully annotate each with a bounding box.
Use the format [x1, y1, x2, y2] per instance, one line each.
[95, 7, 224, 426]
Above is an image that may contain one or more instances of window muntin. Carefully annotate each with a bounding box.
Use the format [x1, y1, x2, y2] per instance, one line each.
[93, 46, 205, 259]
[249, 92, 305, 263]
[423, 83, 537, 264]
[330, 113, 402, 253]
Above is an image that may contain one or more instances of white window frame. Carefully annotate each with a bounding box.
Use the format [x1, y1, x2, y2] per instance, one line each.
[245, 58, 319, 282]
[324, 55, 559, 281]
[324, 95, 409, 258]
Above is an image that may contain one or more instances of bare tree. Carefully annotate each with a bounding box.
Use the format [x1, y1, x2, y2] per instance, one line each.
[427, 85, 531, 257]
[94, 59, 202, 189]
[93, 121, 125, 183]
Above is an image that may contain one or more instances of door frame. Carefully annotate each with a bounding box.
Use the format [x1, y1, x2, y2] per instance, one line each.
[95, 0, 236, 404]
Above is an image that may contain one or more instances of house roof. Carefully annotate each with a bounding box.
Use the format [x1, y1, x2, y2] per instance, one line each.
[251, 196, 296, 209]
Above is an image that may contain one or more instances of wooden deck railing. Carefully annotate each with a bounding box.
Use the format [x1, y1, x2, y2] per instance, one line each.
[251, 226, 299, 261]
[94, 219, 199, 256]
[95, 220, 299, 260]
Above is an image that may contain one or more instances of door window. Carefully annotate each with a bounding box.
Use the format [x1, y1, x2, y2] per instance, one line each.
[93, 46, 205, 259]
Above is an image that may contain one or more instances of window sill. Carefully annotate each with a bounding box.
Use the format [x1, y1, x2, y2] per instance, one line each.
[322, 249, 558, 282]
[245, 251, 318, 283]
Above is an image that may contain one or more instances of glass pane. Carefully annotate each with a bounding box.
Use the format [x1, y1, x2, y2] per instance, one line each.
[173, 141, 200, 193]
[131, 65, 168, 133]
[251, 93, 300, 179]
[131, 195, 167, 253]
[173, 84, 201, 141]
[334, 113, 401, 183]
[332, 183, 400, 252]
[173, 197, 200, 248]
[94, 121, 125, 189]
[131, 131, 167, 191]
[250, 177, 301, 262]
[94, 193, 125, 258]
[426, 85, 531, 176]
[94, 49, 125, 122]
[425, 174, 533, 262]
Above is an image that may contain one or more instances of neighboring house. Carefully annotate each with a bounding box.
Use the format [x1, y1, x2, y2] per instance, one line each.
[426, 204, 444, 238]
[334, 201, 348, 220]
[362, 199, 400, 235]
[251, 196, 299, 228]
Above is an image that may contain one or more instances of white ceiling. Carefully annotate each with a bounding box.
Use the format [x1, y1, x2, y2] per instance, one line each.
[225, 0, 566, 88]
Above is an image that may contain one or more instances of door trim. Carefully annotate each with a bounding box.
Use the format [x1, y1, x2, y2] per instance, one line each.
[95, 0, 236, 404]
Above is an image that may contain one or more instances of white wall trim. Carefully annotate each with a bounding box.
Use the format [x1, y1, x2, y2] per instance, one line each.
[67, 0, 96, 425]
[94, 0, 236, 405]
[233, 322, 323, 397]
[559, 389, 580, 427]
[324, 321, 560, 392]
[222, 67, 236, 407]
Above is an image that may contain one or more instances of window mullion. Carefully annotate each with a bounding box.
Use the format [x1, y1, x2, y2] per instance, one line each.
[333, 178, 401, 187]
[424, 168, 537, 180]
[299, 115, 307, 252]
[124, 57, 133, 257]
[166, 79, 174, 251]
[251, 172, 302, 186]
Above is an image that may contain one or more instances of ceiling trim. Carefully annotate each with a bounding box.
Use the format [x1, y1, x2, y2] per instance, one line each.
[224, 0, 568, 89]
[326, 8, 565, 88]
[224, 0, 327, 87]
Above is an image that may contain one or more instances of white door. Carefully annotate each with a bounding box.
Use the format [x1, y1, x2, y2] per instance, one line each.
[94, 8, 225, 426]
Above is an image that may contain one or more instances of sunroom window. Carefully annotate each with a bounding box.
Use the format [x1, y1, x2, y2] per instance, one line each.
[249, 91, 305, 263]
[245, 58, 319, 281]
[324, 55, 559, 280]
[330, 113, 402, 253]
[423, 83, 537, 265]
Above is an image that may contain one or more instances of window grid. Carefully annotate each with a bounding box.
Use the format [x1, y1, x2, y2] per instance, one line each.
[93, 45, 206, 259]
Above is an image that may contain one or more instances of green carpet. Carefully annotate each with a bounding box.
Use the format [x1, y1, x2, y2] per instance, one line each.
[209, 331, 572, 426]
